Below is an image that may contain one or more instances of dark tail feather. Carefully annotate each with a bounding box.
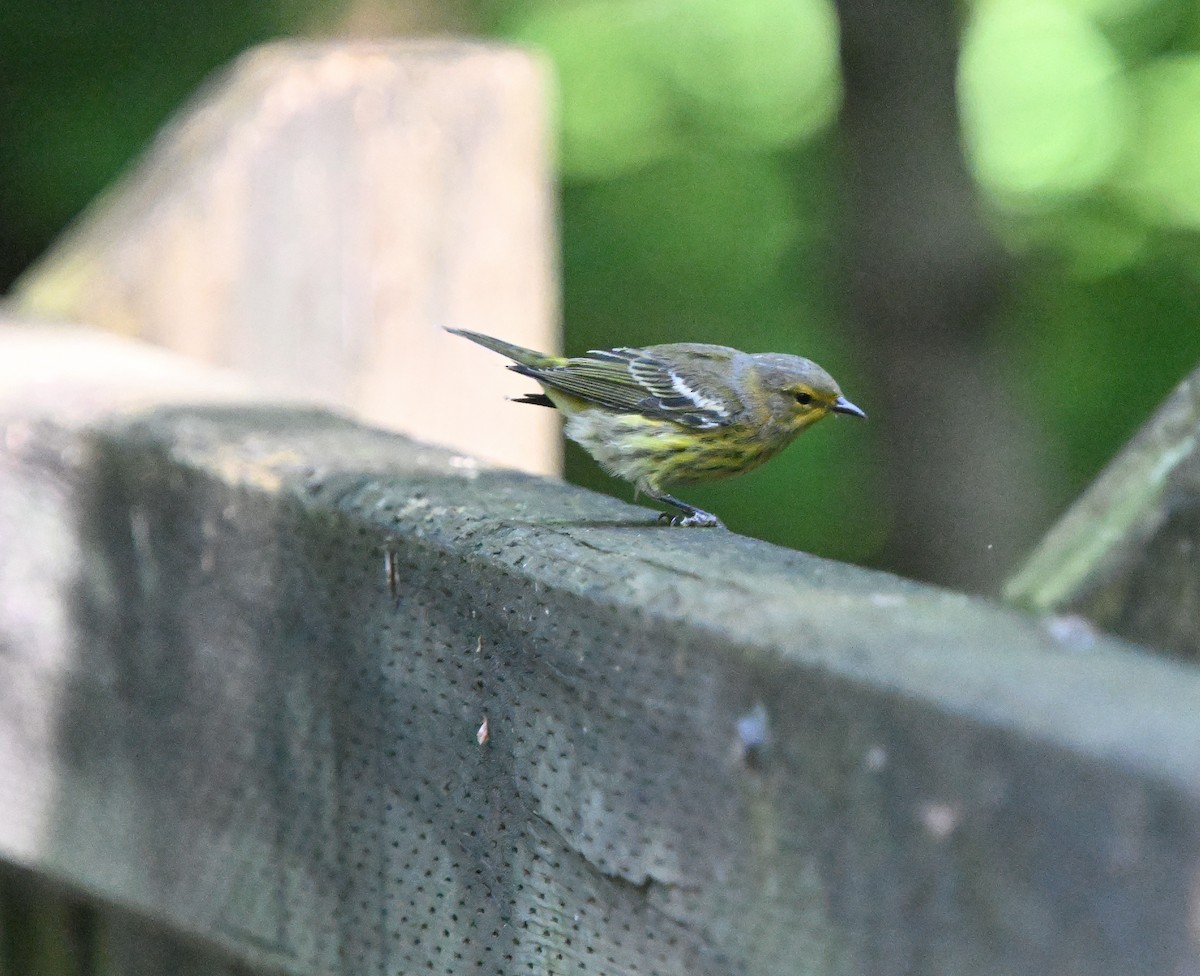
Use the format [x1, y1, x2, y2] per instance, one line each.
[510, 393, 555, 408]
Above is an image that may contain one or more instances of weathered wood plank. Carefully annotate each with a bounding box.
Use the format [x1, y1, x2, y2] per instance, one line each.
[10, 40, 559, 476]
[2, 320, 1200, 975]
[1006, 361, 1200, 660]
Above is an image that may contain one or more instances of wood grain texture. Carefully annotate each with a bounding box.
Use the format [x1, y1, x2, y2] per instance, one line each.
[1006, 362, 1200, 660]
[3, 322, 1200, 975]
[11, 40, 560, 476]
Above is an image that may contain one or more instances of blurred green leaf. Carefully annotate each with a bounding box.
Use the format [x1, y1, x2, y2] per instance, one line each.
[1116, 56, 1200, 229]
[503, 0, 840, 181]
[502, 1, 679, 180]
[990, 198, 1149, 277]
[650, 0, 841, 151]
[1053, 0, 1190, 59]
[959, 0, 1131, 204]
[568, 151, 804, 299]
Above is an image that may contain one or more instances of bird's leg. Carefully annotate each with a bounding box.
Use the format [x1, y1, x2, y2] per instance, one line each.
[649, 491, 724, 529]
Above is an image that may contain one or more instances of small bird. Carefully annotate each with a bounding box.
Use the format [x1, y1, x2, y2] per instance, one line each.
[449, 328, 865, 528]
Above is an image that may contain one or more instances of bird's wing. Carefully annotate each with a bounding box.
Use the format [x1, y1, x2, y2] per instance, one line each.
[512, 345, 740, 430]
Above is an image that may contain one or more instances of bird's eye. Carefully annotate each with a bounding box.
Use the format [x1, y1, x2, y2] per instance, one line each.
[794, 391, 814, 406]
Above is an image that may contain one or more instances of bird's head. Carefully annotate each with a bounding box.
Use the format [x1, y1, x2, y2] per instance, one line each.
[748, 353, 867, 435]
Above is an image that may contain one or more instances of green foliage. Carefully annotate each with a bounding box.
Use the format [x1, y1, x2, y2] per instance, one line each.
[1118, 56, 1200, 228]
[501, 0, 840, 178]
[959, 0, 1131, 203]
[503, 1, 681, 178]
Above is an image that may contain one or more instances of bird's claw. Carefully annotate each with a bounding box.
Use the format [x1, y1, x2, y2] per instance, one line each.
[656, 511, 724, 529]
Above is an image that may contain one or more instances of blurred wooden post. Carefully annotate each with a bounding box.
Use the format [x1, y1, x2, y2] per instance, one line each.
[1006, 361, 1200, 660]
[11, 40, 560, 476]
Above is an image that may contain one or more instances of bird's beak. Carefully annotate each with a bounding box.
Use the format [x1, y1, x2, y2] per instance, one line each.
[832, 395, 867, 419]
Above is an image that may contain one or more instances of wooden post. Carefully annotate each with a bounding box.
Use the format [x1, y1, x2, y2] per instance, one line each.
[1006, 361, 1200, 660]
[11, 41, 560, 477]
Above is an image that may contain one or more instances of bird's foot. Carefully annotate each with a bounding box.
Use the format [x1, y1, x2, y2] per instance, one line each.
[656, 510, 724, 529]
[649, 490, 725, 528]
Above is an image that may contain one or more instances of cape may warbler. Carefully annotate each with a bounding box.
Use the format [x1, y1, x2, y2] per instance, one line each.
[450, 328, 865, 527]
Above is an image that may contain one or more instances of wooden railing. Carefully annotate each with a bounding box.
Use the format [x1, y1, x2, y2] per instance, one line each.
[3, 38, 1200, 976]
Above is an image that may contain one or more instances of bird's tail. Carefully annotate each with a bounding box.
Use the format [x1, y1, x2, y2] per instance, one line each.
[445, 328, 563, 368]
